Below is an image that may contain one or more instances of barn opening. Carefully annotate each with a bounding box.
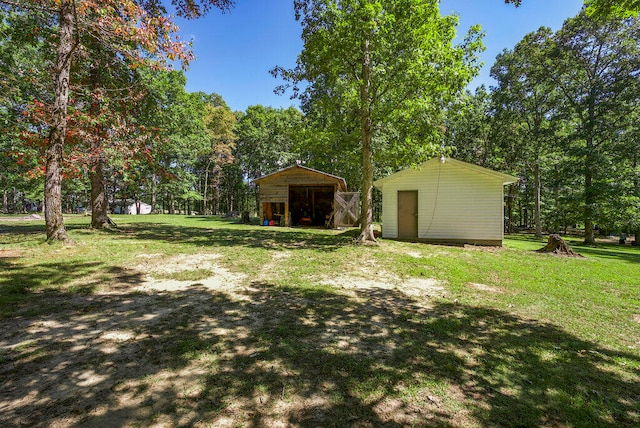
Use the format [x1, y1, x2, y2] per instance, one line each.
[253, 165, 357, 228]
[261, 202, 285, 225]
[289, 185, 334, 226]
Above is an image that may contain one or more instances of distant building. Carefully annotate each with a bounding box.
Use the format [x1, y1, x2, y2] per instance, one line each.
[124, 202, 152, 215]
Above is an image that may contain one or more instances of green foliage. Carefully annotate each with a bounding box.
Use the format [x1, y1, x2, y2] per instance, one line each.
[550, 13, 640, 241]
[0, 10, 50, 212]
[0, 0, 236, 239]
[585, 0, 640, 18]
[451, 12, 640, 238]
[235, 105, 304, 180]
[133, 70, 238, 214]
[275, 0, 484, 239]
[506, 0, 640, 17]
[446, 86, 495, 168]
[490, 27, 558, 236]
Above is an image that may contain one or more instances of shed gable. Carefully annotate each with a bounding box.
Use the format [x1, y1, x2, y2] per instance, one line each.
[253, 165, 347, 191]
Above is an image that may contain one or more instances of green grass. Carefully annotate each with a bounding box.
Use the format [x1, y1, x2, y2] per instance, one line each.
[0, 214, 638, 427]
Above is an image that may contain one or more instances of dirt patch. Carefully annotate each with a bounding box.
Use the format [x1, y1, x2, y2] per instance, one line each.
[132, 253, 247, 294]
[405, 250, 423, 258]
[135, 252, 223, 275]
[467, 282, 503, 293]
[0, 253, 494, 427]
[464, 244, 503, 253]
[322, 270, 447, 300]
[0, 249, 21, 258]
[270, 251, 291, 261]
[0, 214, 43, 222]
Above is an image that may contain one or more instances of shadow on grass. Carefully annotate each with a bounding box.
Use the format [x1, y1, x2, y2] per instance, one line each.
[570, 245, 640, 264]
[0, 222, 88, 236]
[1, 280, 637, 427]
[507, 234, 640, 264]
[1, 217, 353, 252]
[0, 259, 145, 317]
[120, 222, 353, 252]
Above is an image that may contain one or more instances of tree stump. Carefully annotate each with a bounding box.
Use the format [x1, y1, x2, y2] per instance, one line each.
[240, 211, 251, 224]
[536, 234, 583, 257]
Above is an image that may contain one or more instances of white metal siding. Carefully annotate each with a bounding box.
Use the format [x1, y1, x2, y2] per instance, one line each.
[380, 162, 505, 241]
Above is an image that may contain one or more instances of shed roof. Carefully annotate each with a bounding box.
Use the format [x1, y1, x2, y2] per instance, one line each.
[373, 157, 518, 189]
[253, 164, 347, 191]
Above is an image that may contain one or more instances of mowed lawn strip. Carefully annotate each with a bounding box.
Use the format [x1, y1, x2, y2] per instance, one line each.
[0, 214, 638, 427]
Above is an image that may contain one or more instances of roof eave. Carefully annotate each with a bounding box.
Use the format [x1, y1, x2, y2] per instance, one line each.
[253, 164, 348, 189]
[373, 157, 518, 188]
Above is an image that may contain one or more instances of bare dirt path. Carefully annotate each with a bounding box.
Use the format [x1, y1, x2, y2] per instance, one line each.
[1, 252, 458, 427]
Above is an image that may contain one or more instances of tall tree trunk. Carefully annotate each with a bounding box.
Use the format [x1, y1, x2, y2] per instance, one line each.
[584, 145, 596, 245]
[358, 37, 375, 242]
[45, 1, 74, 242]
[150, 174, 157, 213]
[90, 151, 110, 227]
[634, 154, 639, 246]
[2, 189, 7, 213]
[583, 101, 597, 246]
[534, 161, 542, 238]
[582, 97, 598, 246]
[88, 52, 110, 228]
[506, 183, 516, 234]
[203, 164, 209, 215]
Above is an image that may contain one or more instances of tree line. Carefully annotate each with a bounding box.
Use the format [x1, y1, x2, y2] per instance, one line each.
[447, 12, 640, 245]
[1, 1, 638, 245]
[0, 0, 234, 242]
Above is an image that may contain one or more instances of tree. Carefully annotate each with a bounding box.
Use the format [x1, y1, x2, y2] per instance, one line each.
[73, 40, 151, 228]
[235, 105, 303, 182]
[505, 0, 640, 17]
[198, 94, 237, 215]
[504, 0, 640, 18]
[446, 86, 495, 168]
[274, 0, 483, 242]
[549, 13, 640, 244]
[138, 70, 210, 215]
[584, 0, 640, 17]
[0, 9, 48, 213]
[0, 0, 234, 241]
[491, 27, 557, 238]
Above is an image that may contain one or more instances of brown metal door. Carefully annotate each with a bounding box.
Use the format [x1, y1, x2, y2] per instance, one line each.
[398, 191, 418, 239]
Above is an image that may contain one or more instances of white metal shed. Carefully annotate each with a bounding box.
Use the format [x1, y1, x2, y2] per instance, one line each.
[373, 157, 518, 246]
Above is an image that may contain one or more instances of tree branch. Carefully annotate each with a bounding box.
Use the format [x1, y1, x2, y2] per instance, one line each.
[0, 0, 56, 14]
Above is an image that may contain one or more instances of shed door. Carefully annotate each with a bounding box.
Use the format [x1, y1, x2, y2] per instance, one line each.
[398, 191, 418, 239]
[334, 191, 359, 227]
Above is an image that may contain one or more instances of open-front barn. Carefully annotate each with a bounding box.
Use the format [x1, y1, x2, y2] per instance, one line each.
[253, 165, 358, 228]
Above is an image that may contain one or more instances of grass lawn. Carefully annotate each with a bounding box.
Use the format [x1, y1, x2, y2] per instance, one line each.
[1, 214, 638, 427]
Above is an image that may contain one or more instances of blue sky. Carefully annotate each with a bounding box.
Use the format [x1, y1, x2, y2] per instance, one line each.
[175, 0, 584, 112]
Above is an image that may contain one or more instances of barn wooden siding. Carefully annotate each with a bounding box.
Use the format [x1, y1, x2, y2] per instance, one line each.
[253, 165, 348, 227]
[374, 158, 517, 246]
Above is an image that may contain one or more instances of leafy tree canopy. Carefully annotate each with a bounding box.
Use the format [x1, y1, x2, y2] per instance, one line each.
[274, 0, 483, 241]
[505, 0, 640, 18]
